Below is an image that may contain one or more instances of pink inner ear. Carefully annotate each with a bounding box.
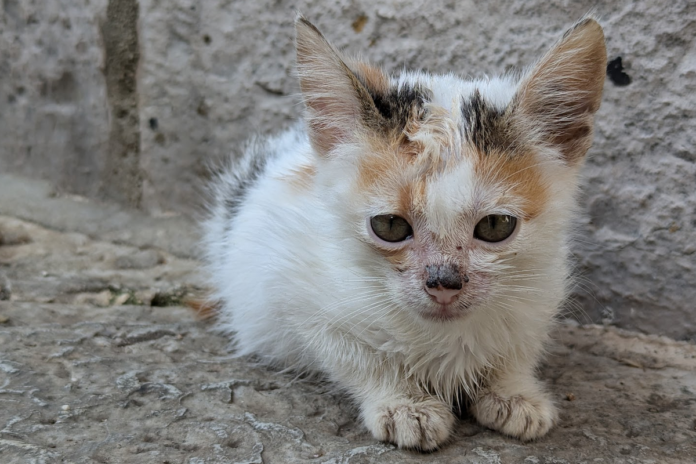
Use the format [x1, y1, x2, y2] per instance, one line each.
[296, 19, 387, 156]
[306, 116, 345, 155]
[513, 18, 607, 164]
[304, 90, 363, 154]
[300, 71, 364, 155]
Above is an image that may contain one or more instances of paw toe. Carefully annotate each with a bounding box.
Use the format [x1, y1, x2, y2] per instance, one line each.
[370, 399, 454, 450]
[472, 391, 556, 441]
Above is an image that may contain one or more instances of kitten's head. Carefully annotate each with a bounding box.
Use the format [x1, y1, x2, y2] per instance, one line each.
[296, 17, 606, 321]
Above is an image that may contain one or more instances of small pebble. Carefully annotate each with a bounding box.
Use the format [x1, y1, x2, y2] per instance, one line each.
[112, 293, 131, 306]
[566, 392, 576, 401]
[61, 405, 70, 411]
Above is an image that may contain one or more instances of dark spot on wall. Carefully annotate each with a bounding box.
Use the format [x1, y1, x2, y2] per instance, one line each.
[148, 117, 158, 130]
[352, 15, 368, 33]
[41, 71, 77, 103]
[155, 133, 166, 145]
[197, 101, 209, 117]
[203, 34, 211, 44]
[674, 150, 695, 163]
[607, 57, 631, 86]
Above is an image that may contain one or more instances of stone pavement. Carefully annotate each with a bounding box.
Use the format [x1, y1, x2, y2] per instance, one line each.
[0, 178, 695, 463]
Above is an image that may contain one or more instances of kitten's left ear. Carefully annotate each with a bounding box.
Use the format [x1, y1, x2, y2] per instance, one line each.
[295, 16, 388, 156]
[513, 18, 607, 165]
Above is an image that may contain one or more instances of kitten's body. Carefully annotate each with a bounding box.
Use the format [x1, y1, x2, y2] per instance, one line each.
[204, 17, 606, 450]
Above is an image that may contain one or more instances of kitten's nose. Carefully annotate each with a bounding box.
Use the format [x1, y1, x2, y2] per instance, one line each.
[425, 286, 461, 305]
[425, 264, 464, 305]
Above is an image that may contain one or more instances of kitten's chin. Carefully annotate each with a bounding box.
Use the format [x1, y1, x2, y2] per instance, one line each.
[418, 303, 471, 322]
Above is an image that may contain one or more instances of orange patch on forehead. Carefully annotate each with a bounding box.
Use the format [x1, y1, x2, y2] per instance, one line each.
[356, 134, 405, 190]
[398, 177, 427, 216]
[474, 149, 548, 220]
[357, 134, 433, 217]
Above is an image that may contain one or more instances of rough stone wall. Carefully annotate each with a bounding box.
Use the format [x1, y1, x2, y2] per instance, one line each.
[0, 0, 694, 339]
[0, 0, 110, 199]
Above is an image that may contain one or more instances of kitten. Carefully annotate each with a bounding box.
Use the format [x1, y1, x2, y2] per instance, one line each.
[203, 16, 606, 450]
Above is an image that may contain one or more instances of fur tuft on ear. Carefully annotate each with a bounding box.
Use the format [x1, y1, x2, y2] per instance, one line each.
[513, 18, 607, 164]
[295, 16, 387, 155]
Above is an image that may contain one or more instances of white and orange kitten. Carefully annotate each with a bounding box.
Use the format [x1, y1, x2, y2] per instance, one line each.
[203, 16, 606, 450]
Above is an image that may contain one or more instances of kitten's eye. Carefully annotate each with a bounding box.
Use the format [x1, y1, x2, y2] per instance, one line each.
[474, 215, 517, 243]
[370, 215, 413, 243]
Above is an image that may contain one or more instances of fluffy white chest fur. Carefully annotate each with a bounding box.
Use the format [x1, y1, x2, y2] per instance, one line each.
[203, 16, 606, 450]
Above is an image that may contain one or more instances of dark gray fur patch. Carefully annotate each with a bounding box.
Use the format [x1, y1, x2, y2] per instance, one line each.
[369, 84, 426, 131]
[356, 78, 428, 134]
[219, 139, 275, 225]
[461, 90, 517, 154]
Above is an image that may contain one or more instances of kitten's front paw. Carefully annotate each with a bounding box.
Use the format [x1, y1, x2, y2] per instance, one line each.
[363, 398, 455, 451]
[471, 389, 557, 441]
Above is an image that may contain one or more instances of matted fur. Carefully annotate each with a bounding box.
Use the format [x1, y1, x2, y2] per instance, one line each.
[203, 15, 606, 450]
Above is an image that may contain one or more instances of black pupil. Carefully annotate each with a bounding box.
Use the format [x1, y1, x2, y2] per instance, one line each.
[474, 215, 517, 243]
[371, 215, 412, 243]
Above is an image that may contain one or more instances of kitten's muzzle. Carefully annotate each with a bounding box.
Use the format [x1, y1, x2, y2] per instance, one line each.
[424, 264, 466, 305]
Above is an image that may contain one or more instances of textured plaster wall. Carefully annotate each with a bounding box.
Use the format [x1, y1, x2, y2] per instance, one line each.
[0, 0, 110, 199]
[0, 0, 694, 339]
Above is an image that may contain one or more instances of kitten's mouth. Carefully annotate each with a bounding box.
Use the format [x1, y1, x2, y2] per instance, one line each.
[419, 299, 471, 322]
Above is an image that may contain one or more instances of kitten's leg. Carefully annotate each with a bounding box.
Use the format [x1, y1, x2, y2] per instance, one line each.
[358, 387, 455, 450]
[313, 336, 454, 449]
[470, 367, 557, 441]
[360, 392, 455, 450]
[324, 352, 455, 450]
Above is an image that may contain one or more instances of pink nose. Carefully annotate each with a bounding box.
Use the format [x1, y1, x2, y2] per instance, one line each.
[425, 286, 461, 305]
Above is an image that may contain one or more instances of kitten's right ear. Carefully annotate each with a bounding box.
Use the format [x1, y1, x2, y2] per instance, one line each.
[513, 18, 607, 165]
[295, 17, 387, 155]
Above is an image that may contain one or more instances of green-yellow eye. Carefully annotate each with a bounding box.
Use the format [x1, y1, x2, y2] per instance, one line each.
[370, 215, 413, 243]
[474, 215, 517, 243]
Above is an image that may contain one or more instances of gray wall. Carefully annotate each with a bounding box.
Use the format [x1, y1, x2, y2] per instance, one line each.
[1, 0, 694, 340]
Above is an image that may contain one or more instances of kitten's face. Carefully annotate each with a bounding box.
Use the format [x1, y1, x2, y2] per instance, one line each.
[295, 17, 605, 321]
[351, 97, 552, 321]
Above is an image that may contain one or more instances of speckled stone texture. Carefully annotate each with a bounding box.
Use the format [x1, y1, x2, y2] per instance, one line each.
[0, 2, 694, 336]
[0, 0, 110, 198]
[0, 191, 695, 463]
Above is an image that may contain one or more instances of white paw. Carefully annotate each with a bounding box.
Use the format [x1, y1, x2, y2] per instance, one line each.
[471, 389, 557, 441]
[363, 398, 455, 450]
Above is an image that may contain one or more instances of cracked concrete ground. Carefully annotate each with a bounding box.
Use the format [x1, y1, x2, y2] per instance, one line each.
[0, 175, 695, 463]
